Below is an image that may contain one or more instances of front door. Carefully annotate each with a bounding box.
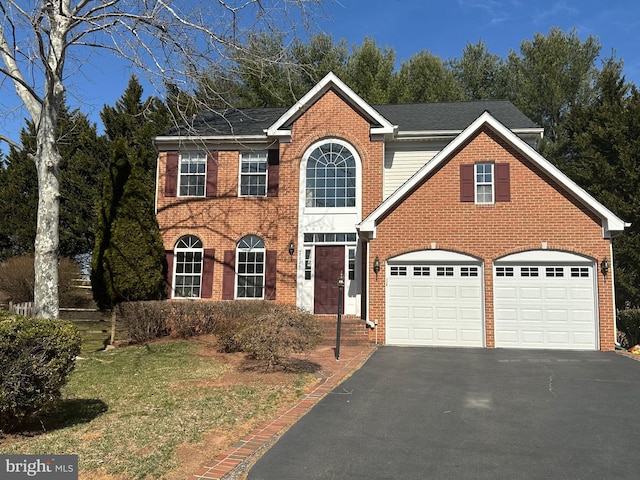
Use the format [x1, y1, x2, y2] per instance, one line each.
[314, 245, 345, 314]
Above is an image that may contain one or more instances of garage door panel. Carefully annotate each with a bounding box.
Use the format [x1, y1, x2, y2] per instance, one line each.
[494, 262, 596, 350]
[387, 263, 483, 347]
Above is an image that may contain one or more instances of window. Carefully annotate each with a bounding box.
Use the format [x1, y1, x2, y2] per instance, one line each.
[546, 267, 564, 278]
[304, 249, 313, 280]
[305, 142, 357, 208]
[390, 266, 407, 276]
[571, 267, 590, 278]
[348, 248, 356, 280]
[461, 266, 478, 277]
[179, 152, 206, 197]
[475, 163, 494, 204]
[496, 267, 514, 277]
[521, 267, 539, 277]
[236, 235, 265, 299]
[414, 266, 430, 276]
[174, 235, 203, 298]
[437, 266, 454, 277]
[239, 152, 268, 196]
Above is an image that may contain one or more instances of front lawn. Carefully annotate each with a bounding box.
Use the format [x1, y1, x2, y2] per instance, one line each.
[0, 337, 318, 479]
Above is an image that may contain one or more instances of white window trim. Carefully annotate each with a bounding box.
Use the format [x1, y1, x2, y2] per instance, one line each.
[173, 235, 203, 299]
[178, 151, 207, 198]
[238, 151, 268, 197]
[475, 162, 494, 205]
[235, 235, 266, 299]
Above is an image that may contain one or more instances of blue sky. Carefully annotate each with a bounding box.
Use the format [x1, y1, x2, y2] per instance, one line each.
[1, 0, 639, 155]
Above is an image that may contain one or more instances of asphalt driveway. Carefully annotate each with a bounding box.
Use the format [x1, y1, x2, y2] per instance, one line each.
[247, 347, 640, 480]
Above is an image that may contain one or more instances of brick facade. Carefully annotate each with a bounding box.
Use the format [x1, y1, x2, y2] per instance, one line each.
[368, 128, 615, 350]
[155, 78, 620, 351]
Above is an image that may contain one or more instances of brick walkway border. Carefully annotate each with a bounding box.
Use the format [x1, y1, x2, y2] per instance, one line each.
[192, 344, 377, 480]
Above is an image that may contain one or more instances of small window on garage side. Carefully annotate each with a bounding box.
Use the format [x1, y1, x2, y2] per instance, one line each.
[475, 163, 494, 204]
[546, 267, 564, 277]
[521, 267, 539, 277]
[496, 267, 514, 277]
[570, 267, 590, 278]
[437, 266, 454, 277]
[461, 267, 478, 277]
[390, 266, 407, 276]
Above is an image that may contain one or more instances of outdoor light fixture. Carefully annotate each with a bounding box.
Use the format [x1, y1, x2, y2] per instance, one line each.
[601, 258, 610, 276]
[288, 241, 295, 256]
[373, 256, 381, 275]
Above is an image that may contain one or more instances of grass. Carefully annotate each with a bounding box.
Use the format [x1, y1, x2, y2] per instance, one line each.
[0, 330, 318, 479]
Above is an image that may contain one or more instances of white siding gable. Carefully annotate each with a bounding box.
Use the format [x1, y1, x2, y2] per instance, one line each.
[383, 140, 448, 199]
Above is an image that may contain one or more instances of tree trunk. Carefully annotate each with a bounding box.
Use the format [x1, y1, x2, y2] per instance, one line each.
[33, 110, 61, 319]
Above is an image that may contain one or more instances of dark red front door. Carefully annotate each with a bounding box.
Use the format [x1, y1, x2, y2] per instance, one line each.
[314, 245, 345, 314]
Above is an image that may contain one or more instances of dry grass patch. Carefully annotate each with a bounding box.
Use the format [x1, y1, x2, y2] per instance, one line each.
[0, 336, 320, 479]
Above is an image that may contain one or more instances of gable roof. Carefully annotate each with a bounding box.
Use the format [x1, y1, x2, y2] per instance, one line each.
[265, 72, 396, 139]
[357, 111, 629, 238]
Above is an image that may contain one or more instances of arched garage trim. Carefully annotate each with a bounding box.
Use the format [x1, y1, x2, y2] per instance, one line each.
[495, 250, 594, 265]
[389, 249, 482, 265]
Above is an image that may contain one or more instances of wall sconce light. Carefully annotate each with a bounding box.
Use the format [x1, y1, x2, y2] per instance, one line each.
[600, 258, 610, 276]
[288, 241, 295, 256]
[373, 256, 381, 275]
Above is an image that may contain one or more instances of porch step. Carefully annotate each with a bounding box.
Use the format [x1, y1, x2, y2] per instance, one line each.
[316, 315, 371, 345]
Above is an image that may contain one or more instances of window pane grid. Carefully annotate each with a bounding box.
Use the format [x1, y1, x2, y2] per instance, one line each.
[236, 235, 265, 299]
[306, 142, 357, 208]
[475, 163, 494, 204]
[174, 235, 203, 298]
[240, 152, 267, 197]
[179, 152, 206, 197]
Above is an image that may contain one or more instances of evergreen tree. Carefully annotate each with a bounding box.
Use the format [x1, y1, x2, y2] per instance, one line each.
[390, 50, 464, 103]
[553, 60, 640, 306]
[92, 140, 166, 309]
[0, 107, 105, 262]
[92, 75, 170, 309]
[449, 41, 507, 100]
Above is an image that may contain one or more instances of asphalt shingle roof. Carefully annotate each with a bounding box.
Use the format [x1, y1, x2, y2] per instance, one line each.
[161, 100, 539, 138]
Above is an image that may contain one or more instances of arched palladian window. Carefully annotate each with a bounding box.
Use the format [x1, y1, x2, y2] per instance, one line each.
[236, 235, 265, 299]
[174, 235, 203, 298]
[305, 142, 357, 208]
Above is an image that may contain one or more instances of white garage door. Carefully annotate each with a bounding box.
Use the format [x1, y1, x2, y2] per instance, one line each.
[494, 258, 597, 350]
[386, 263, 483, 347]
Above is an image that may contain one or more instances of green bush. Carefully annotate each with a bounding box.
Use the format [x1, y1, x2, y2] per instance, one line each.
[0, 313, 81, 431]
[617, 309, 640, 348]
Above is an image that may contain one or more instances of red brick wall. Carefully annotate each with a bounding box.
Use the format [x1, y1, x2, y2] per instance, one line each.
[156, 89, 383, 304]
[369, 127, 615, 350]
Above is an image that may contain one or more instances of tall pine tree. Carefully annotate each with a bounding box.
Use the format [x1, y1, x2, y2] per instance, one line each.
[92, 76, 170, 309]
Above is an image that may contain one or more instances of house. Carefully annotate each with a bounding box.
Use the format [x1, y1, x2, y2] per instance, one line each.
[154, 72, 628, 351]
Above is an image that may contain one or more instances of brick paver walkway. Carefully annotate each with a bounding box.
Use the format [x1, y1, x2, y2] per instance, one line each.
[192, 344, 377, 479]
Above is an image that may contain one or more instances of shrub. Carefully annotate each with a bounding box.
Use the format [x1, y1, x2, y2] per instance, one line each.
[0, 313, 81, 431]
[115, 300, 322, 368]
[225, 303, 322, 368]
[0, 255, 84, 306]
[617, 309, 640, 348]
[116, 301, 170, 344]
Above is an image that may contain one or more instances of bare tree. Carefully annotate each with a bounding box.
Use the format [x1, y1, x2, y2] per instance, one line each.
[0, 0, 323, 318]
